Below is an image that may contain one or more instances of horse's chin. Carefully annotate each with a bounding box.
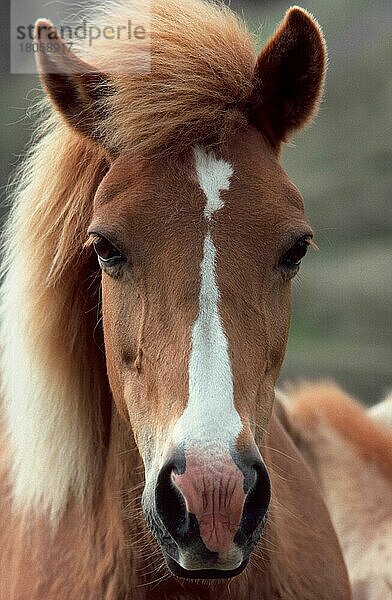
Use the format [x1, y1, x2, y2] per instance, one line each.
[163, 553, 249, 580]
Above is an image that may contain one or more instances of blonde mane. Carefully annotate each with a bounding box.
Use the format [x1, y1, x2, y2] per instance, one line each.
[1, 0, 258, 516]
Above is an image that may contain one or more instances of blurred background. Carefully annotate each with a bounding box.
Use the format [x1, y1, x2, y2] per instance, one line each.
[0, 1, 391, 405]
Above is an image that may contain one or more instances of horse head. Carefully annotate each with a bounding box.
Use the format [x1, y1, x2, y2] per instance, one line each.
[34, 2, 325, 578]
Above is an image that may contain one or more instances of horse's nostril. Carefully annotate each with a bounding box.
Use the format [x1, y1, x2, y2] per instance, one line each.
[235, 460, 271, 545]
[155, 461, 188, 538]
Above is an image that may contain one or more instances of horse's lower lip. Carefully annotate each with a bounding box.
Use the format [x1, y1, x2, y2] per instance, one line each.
[164, 553, 249, 580]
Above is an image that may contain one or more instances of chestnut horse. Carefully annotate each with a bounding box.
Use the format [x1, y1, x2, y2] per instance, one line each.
[0, 1, 351, 598]
[279, 382, 392, 599]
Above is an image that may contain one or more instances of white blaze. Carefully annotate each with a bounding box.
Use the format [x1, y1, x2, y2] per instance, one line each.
[172, 146, 242, 448]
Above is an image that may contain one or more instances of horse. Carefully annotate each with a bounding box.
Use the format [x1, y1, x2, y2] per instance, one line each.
[278, 382, 392, 599]
[0, 0, 351, 598]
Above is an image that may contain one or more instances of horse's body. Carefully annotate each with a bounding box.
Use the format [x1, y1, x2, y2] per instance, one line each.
[0, 0, 351, 597]
[280, 383, 392, 599]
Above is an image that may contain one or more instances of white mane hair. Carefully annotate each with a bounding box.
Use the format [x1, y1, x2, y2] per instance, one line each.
[0, 120, 108, 518]
[369, 392, 392, 428]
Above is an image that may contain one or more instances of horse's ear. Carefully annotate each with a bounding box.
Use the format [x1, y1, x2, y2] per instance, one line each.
[250, 7, 326, 146]
[35, 20, 112, 147]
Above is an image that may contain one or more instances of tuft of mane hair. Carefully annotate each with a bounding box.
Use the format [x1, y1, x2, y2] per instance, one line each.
[368, 391, 392, 428]
[69, 0, 256, 157]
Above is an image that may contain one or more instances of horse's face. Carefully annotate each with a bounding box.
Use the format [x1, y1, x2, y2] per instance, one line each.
[88, 125, 311, 576]
[36, 2, 325, 579]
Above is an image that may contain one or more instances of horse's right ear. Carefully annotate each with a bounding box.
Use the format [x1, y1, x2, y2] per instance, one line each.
[250, 7, 326, 147]
[35, 20, 112, 148]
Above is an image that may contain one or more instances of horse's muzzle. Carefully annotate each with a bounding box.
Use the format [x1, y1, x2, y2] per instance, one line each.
[149, 445, 270, 579]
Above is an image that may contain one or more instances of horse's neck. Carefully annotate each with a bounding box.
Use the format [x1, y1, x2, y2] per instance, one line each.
[258, 414, 351, 599]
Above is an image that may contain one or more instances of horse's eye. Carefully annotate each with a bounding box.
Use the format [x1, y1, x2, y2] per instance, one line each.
[280, 236, 311, 273]
[91, 234, 125, 268]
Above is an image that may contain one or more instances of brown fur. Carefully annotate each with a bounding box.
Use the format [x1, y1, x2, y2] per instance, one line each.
[281, 381, 392, 598]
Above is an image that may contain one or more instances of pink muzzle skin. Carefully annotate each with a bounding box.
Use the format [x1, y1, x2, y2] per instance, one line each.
[171, 450, 246, 556]
[152, 441, 270, 579]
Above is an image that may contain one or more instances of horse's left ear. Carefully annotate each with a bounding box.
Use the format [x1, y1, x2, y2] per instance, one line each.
[250, 7, 326, 146]
[35, 19, 112, 148]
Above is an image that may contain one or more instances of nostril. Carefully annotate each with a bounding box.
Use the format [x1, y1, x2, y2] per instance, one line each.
[155, 462, 188, 538]
[235, 461, 271, 545]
